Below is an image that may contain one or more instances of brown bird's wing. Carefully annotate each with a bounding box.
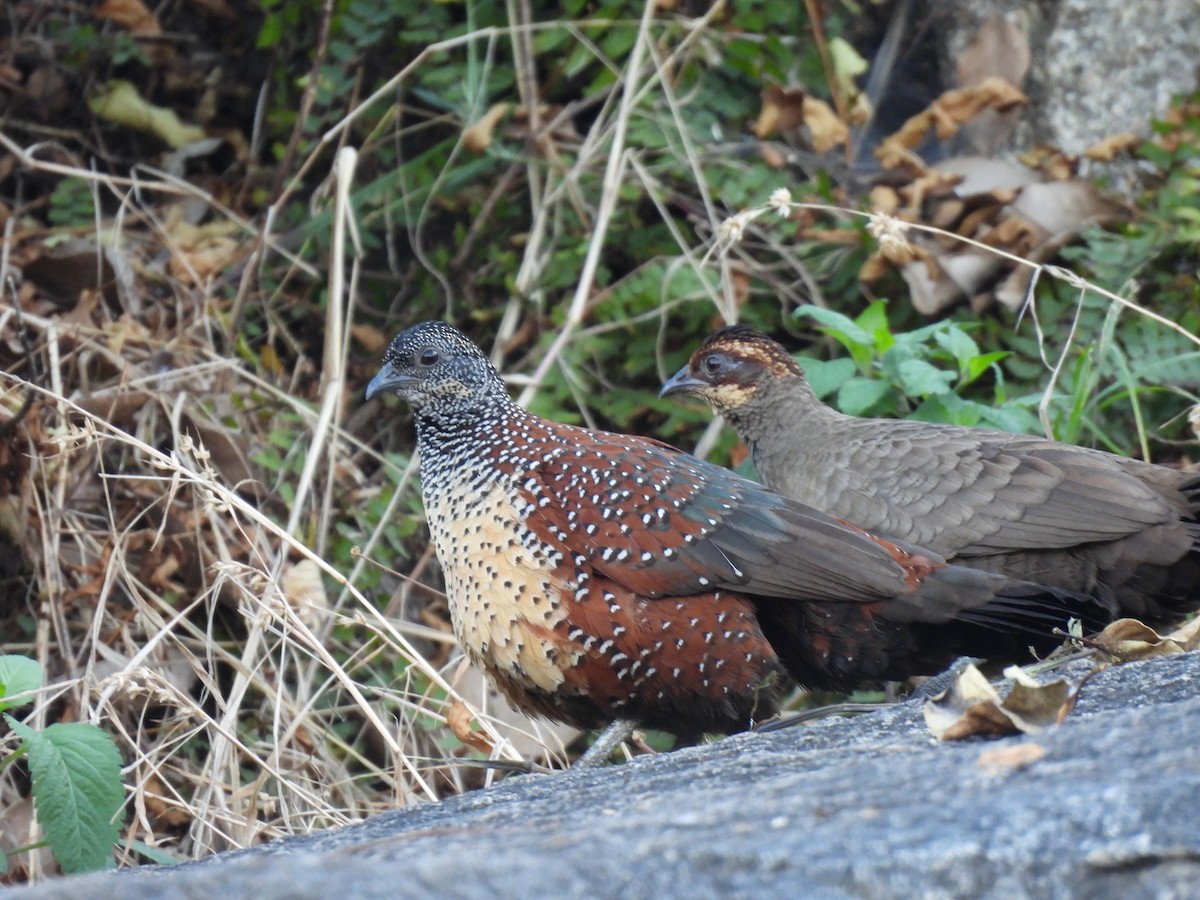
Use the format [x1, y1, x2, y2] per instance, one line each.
[766, 417, 1189, 558]
[526, 423, 990, 606]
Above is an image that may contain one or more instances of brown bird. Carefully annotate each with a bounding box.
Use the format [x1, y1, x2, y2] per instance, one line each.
[364, 321, 1104, 758]
[661, 325, 1200, 627]
[366, 321, 1104, 754]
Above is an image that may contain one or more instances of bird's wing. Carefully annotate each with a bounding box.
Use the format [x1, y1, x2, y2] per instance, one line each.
[526, 426, 938, 605]
[777, 421, 1186, 558]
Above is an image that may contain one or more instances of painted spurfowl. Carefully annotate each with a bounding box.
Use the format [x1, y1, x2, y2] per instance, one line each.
[662, 325, 1200, 628]
[366, 322, 1105, 750]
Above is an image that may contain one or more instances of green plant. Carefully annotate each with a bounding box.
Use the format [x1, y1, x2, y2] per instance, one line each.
[1, 655, 124, 875]
[46, 177, 96, 228]
[792, 300, 1043, 434]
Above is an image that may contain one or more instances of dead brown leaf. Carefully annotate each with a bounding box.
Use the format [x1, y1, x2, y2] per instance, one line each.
[1091, 617, 1188, 661]
[1084, 132, 1139, 162]
[94, 0, 161, 34]
[1018, 145, 1078, 180]
[281, 559, 328, 629]
[801, 95, 849, 153]
[753, 87, 848, 152]
[758, 143, 788, 168]
[754, 85, 806, 138]
[868, 185, 901, 215]
[351, 324, 388, 354]
[142, 773, 191, 829]
[1166, 615, 1200, 648]
[165, 220, 242, 283]
[447, 699, 494, 754]
[976, 742, 1046, 776]
[189, 0, 237, 19]
[923, 663, 1074, 741]
[463, 103, 511, 154]
[876, 77, 1028, 169]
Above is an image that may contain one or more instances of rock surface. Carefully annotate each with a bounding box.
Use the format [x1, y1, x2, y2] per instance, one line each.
[10, 653, 1200, 899]
[941, 0, 1200, 154]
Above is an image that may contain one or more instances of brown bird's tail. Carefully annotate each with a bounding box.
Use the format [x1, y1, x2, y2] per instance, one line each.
[754, 565, 1106, 693]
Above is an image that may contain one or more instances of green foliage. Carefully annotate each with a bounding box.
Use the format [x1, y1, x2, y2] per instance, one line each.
[1, 656, 124, 875]
[51, 20, 150, 69]
[792, 301, 1041, 433]
[996, 93, 1200, 454]
[46, 178, 95, 228]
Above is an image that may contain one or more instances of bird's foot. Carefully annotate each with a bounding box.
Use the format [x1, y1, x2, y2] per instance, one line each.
[572, 718, 638, 767]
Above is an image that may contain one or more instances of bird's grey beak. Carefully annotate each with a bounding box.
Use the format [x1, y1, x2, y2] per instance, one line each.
[659, 366, 706, 398]
[365, 365, 416, 400]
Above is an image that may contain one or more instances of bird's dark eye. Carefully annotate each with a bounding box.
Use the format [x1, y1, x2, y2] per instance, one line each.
[702, 354, 724, 376]
[418, 348, 440, 367]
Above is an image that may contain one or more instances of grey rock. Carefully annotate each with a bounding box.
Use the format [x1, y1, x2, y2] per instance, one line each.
[8, 652, 1200, 899]
[941, 0, 1200, 155]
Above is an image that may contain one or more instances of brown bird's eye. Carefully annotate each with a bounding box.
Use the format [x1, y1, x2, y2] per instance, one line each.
[419, 348, 440, 367]
[702, 354, 724, 376]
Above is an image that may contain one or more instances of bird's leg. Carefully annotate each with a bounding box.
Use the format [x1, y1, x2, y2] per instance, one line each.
[573, 718, 638, 767]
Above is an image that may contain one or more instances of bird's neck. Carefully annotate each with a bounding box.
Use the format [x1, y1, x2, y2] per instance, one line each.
[413, 389, 535, 486]
[724, 377, 839, 447]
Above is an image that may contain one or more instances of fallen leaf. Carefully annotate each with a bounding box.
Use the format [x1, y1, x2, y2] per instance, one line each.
[802, 95, 850, 153]
[758, 143, 788, 168]
[754, 86, 848, 152]
[923, 663, 1075, 741]
[976, 742, 1046, 776]
[142, 773, 191, 829]
[189, 0, 237, 19]
[89, 80, 207, 149]
[351, 324, 388, 353]
[999, 665, 1073, 731]
[828, 37, 868, 108]
[876, 77, 1028, 169]
[447, 699, 494, 754]
[463, 103, 511, 153]
[1018, 145, 1078, 180]
[281, 559, 328, 629]
[1083, 132, 1139, 162]
[1091, 617, 1186, 661]
[1165, 614, 1200, 647]
[94, 0, 161, 34]
[754, 85, 807, 138]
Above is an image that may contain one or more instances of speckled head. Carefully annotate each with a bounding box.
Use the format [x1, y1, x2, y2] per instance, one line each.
[659, 325, 804, 413]
[365, 320, 508, 417]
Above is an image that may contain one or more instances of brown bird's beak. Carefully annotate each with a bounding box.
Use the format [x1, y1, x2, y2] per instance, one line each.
[365, 364, 416, 400]
[659, 366, 706, 398]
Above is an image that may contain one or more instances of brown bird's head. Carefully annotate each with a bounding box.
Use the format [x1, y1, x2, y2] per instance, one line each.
[659, 325, 805, 414]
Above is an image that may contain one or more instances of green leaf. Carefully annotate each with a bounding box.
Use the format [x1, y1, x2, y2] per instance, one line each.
[0, 656, 43, 712]
[978, 403, 1043, 435]
[911, 393, 984, 426]
[6, 717, 123, 874]
[126, 840, 180, 866]
[933, 326, 981, 373]
[965, 350, 1011, 384]
[794, 305, 872, 346]
[794, 305, 875, 372]
[837, 377, 892, 415]
[796, 356, 857, 400]
[895, 359, 956, 398]
[855, 300, 894, 353]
